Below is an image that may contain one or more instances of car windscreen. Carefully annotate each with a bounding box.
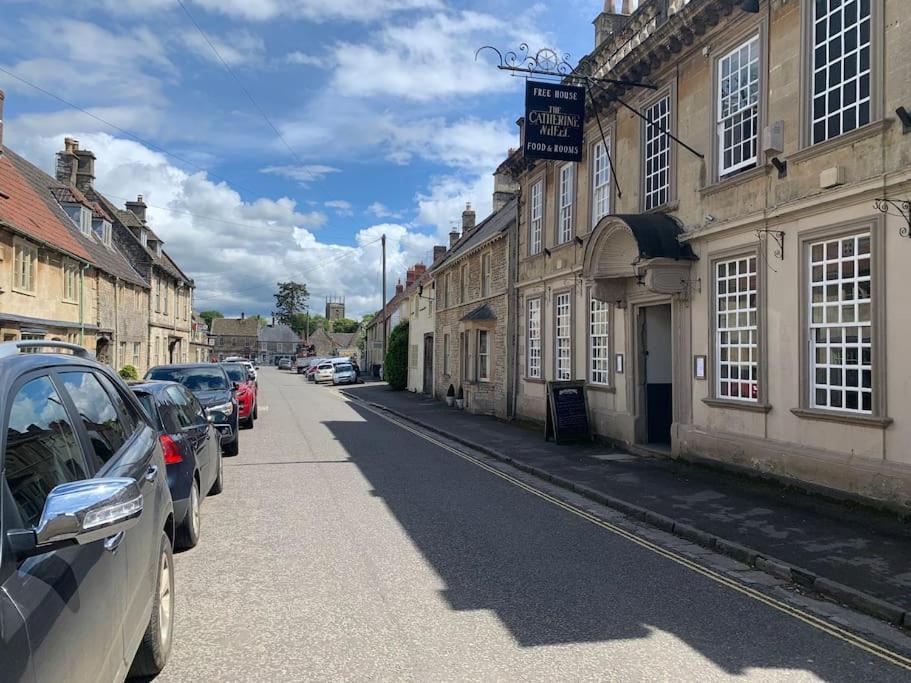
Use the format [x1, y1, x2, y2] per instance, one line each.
[222, 364, 246, 383]
[147, 366, 229, 391]
[335, 364, 352, 372]
[318, 364, 332, 370]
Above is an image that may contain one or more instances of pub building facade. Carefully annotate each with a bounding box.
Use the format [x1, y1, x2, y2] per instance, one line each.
[502, 0, 911, 508]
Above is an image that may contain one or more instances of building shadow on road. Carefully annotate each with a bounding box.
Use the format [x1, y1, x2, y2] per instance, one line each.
[322, 402, 905, 680]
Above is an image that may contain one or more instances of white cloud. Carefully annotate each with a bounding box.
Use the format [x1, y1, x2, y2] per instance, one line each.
[366, 202, 403, 219]
[260, 164, 341, 185]
[283, 51, 331, 68]
[181, 28, 265, 67]
[325, 200, 353, 216]
[96, 0, 442, 22]
[416, 172, 496, 238]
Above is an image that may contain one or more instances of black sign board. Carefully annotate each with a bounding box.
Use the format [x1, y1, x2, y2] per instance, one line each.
[524, 80, 585, 162]
[545, 380, 591, 443]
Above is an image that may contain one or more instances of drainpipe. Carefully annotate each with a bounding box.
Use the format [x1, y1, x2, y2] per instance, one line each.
[79, 262, 90, 347]
[509, 189, 522, 420]
[113, 277, 120, 367]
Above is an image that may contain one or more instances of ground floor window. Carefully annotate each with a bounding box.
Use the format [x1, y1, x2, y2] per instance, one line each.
[442, 334, 450, 375]
[554, 292, 571, 381]
[477, 330, 489, 381]
[715, 255, 758, 401]
[133, 342, 141, 367]
[589, 297, 610, 385]
[527, 298, 541, 379]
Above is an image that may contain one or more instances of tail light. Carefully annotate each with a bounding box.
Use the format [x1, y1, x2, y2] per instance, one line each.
[160, 434, 183, 465]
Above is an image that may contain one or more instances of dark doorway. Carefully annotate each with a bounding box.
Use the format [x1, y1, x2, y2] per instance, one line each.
[95, 338, 111, 365]
[423, 334, 434, 395]
[168, 339, 179, 363]
[643, 304, 673, 445]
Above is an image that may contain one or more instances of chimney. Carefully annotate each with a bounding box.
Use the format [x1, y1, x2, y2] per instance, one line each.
[433, 245, 446, 262]
[516, 117, 525, 150]
[461, 203, 476, 232]
[73, 145, 96, 192]
[594, 1, 633, 49]
[493, 161, 520, 212]
[241, 311, 245, 319]
[56, 137, 80, 185]
[449, 227, 460, 248]
[0, 90, 4, 153]
[395, 279, 404, 295]
[413, 263, 427, 277]
[406, 268, 416, 287]
[125, 195, 147, 222]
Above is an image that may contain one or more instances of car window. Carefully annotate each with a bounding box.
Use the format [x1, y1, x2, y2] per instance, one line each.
[94, 372, 138, 435]
[222, 364, 246, 384]
[58, 372, 129, 470]
[135, 392, 163, 431]
[335, 364, 352, 372]
[165, 386, 196, 429]
[4, 376, 89, 527]
[147, 367, 229, 392]
[180, 387, 208, 425]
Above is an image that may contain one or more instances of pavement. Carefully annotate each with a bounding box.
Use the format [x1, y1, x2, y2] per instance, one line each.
[340, 384, 911, 623]
[156, 368, 911, 681]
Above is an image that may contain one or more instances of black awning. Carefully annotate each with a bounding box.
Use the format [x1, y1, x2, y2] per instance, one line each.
[460, 303, 497, 322]
[607, 212, 697, 261]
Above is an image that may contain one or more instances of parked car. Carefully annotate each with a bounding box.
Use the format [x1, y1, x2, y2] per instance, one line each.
[131, 380, 223, 550]
[278, 357, 293, 370]
[221, 362, 257, 429]
[241, 360, 258, 385]
[295, 357, 310, 374]
[145, 364, 239, 457]
[331, 362, 358, 385]
[0, 340, 175, 681]
[306, 358, 324, 382]
[315, 361, 335, 383]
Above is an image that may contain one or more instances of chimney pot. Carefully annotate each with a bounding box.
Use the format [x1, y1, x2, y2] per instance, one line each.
[125, 195, 148, 222]
[433, 245, 446, 262]
[462, 202, 476, 232]
[449, 229, 460, 248]
[395, 279, 404, 295]
[406, 268, 416, 286]
[241, 312, 245, 319]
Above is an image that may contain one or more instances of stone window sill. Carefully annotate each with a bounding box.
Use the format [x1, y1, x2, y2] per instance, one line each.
[699, 165, 767, 198]
[789, 119, 892, 164]
[523, 377, 546, 384]
[587, 383, 616, 394]
[642, 200, 680, 214]
[12, 287, 36, 297]
[703, 398, 771, 413]
[790, 407, 893, 428]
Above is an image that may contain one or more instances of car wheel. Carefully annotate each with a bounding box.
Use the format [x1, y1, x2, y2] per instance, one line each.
[128, 532, 175, 678]
[176, 479, 201, 550]
[223, 437, 239, 457]
[244, 415, 254, 430]
[253, 402, 258, 420]
[209, 453, 224, 495]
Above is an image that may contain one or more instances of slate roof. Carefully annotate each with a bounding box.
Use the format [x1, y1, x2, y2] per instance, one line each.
[432, 197, 516, 272]
[3, 147, 149, 288]
[211, 317, 260, 337]
[0, 148, 92, 261]
[460, 303, 496, 322]
[331, 332, 357, 348]
[258, 323, 299, 343]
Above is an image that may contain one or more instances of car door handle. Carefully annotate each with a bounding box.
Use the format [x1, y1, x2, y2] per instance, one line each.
[145, 465, 158, 482]
[104, 531, 125, 553]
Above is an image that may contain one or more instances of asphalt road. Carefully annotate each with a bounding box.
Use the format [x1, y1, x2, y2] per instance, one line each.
[156, 368, 911, 682]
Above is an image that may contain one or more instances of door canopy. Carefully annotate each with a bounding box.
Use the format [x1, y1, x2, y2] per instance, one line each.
[583, 213, 697, 303]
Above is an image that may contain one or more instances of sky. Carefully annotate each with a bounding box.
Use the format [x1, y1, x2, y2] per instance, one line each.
[0, 0, 601, 319]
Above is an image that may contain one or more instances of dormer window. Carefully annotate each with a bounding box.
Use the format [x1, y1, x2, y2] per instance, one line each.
[63, 204, 92, 236]
[140, 230, 148, 248]
[92, 218, 113, 246]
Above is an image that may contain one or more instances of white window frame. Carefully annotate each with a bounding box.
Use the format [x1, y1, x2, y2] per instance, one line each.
[460, 263, 469, 303]
[480, 251, 491, 297]
[589, 296, 610, 385]
[591, 140, 611, 227]
[810, 0, 872, 145]
[715, 255, 759, 402]
[477, 330, 490, 382]
[808, 232, 872, 414]
[717, 36, 761, 177]
[643, 95, 671, 210]
[529, 179, 543, 255]
[13, 240, 37, 294]
[557, 163, 574, 244]
[63, 260, 78, 303]
[443, 333, 450, 375]
[554, 292, 571, 381]
[527, 298, 542, 379]
[133, 342, 141, 368]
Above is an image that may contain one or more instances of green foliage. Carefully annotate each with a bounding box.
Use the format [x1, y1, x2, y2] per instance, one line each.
[248, 314, 269, 328]
[356, 313, 376, 354]
[199, 310, 223, 329]
[384, 321, 409, 391]
[273, 281, 309, 328]
[331, 317, 360, 333]
[119, 364, 139, 381]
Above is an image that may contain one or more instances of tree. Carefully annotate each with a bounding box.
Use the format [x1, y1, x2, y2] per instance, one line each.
[249, 314, 269, 328]
[273, 281, 309, 328]
[356, 313, 376, 355]
[384, 321, 409, 390]
[331, 317, 359, 333]
[200, 310, 224, 329]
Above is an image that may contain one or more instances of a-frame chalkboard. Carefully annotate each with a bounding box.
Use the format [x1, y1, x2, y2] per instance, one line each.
[544, 380, 591, 443]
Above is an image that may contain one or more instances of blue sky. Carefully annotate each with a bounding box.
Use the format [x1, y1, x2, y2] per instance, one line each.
[0, 0, 600, 318]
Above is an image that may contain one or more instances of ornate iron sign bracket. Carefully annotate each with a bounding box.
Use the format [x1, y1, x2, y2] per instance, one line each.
[755, 229, 785, 265]
[873, 198, 911, 238]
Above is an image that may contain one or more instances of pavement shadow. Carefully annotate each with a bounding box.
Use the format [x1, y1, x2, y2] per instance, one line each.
[323, 402, 907, 680]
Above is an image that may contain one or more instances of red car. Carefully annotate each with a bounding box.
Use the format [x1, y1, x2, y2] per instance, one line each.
[222, 362, 258, 429]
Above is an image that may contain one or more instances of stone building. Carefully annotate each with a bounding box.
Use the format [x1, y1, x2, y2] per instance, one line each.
[432, 198, 517, 418]
[211, 316, 260, 359]
[502, 0, 911, 508]
[190, 312, 214, 363]
[258, 322, 299, 363]
[403, 263, 436, 394]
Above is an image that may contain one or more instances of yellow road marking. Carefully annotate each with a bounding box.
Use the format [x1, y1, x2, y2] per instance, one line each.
[350, 397, 911, 672]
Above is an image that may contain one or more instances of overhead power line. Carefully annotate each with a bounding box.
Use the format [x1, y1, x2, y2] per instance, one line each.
[176, 0, 318, 181]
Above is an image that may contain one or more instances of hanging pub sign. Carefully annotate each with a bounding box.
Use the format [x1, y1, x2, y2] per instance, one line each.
[524, 80, 585, 163]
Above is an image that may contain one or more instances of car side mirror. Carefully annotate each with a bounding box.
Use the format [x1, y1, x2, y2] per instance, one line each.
[207, 413, 216, 423]
[7, 478, 143, 560]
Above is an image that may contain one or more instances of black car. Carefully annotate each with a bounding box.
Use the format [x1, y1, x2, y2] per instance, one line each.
[131, 381, 224, 550]
[0, 341, 175, 681]
[145, 364, 239, 457]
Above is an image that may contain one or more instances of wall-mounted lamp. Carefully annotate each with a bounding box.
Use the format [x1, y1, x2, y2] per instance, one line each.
[770, 156, 788, 179]
[739, 0, 760, 12]
[896, 106, 911, 134]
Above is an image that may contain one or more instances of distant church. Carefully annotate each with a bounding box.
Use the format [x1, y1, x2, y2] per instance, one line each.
[325, 296, 345, 322]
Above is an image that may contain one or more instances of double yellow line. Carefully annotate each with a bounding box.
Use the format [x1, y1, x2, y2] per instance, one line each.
[355, 398, 911, 672]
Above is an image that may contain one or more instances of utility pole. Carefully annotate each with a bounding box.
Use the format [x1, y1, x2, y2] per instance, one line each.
[381, 233, 387, 373]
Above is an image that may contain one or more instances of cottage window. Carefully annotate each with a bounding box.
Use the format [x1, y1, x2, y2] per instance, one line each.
[477, 330, 489, 381]
[527, 298, 542, 379]
[529, 179, 543, 255]
[155, 278, 161, 312]
[443, 333, 450, 375]
[715, 255, 758, 401]
[133, 342, 141, 368]
[644, 96, 671, 208]
[718, 36, 760, 177]
[163, 282, 170, 315]
[460, 263, 469, 303]
[442, 273, 450, 308]
[13, 241, 37, 293]
[592, 140, 611, 227]
[558, 163, 574, 244]
[589, 297, 610, 385]
[481, 252, 491, 297]
[811, 0, 871, 144]
[554, 292, 571, 381]
[63, 260, 79, 302]
[808, 232, 871, 413]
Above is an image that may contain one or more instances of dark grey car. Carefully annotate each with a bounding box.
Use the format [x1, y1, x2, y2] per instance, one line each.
[0, 341, 176, 681]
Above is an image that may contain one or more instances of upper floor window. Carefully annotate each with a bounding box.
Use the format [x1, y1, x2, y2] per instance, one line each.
[592, 140, 611, 227]
[529, 179, 543, 255]
[718, 36, 760, 177]
[63, 260, 79, 302]
[481, 252, 491, 297]
[442, 273, 450, 308]
[163, 282, 170, 315]
[558, 164, 574, 244]
[460, 263, 469, 303]
[812, 0, 871, 144]
[155, 278, 161, 312]
[643, 95, 671, 209]
[13, 240, 37, 293]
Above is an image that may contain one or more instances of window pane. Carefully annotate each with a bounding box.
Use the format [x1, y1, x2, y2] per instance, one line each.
[5, 376, 88, 527]
[554, 293, 572, 381]
[644, 95, 670, 209]
[715, 257, 759, 401]
[527, 299, 542, 378]
[59, 372, 128, 469]
[717, 36, 760, 176]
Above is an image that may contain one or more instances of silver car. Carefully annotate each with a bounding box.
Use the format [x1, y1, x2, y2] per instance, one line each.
[331, 362, 357, 385]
